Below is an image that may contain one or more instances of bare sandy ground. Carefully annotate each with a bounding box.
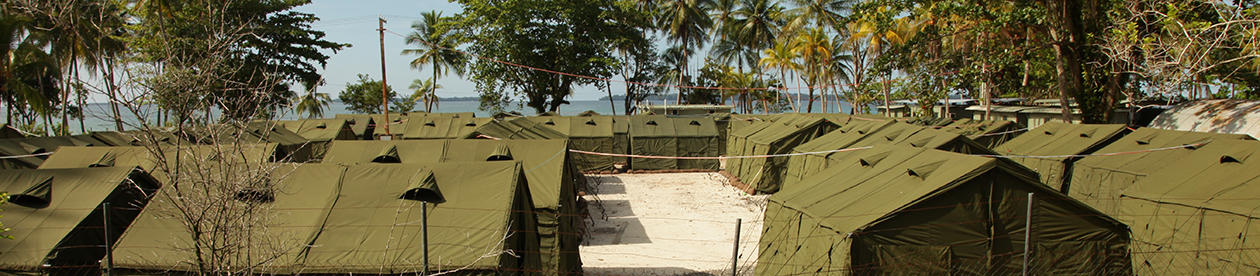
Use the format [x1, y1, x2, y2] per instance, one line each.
[581, 172, 768, 276]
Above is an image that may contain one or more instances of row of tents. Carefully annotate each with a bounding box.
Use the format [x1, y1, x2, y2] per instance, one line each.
[1, 139, 588, 275]
[748, 113, 1260, 274]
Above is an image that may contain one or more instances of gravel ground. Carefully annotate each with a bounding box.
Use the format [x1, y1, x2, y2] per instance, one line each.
[581, 172, 769, 276]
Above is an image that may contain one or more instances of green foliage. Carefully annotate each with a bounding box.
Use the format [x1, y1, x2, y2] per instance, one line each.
[128, 0, 347, 121]
[452, 0, 648, 113]
[337, 74, 412, 114]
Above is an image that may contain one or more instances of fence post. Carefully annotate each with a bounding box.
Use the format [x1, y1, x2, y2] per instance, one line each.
[102, 202, 114, 276]
[731, 218, 741, 276]
[1022, 193, 1034, 276]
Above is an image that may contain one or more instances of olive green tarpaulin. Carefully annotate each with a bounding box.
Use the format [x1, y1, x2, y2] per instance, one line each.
[936, 119, 1026, 148]
[107, 162, 542, 275]
[271, 119, 360, 159]
[527, 116, 618, 171]
[627, 115, 721, 170]
[37, 144, 282, 172]
[321, 139, 582, 274]
[608, 115, 631, 166]
[758, 146, 1132, 275]
[0, 135, 111, 169]
[336, 113, 411, 138]
[784, 120, 999, 191]
[0, 124, 26, 139]
[727, 114, 840, 194]
[1113, 138, 1260, 275]
[0, 168, 160, 274]
[1067, 128, 1254, 215]
[993, 122, 1129, 191]
[402, 117, 493, 140]
[89, 130, 183, 147]
[467, 117, 568, 139]
[180, 123, 316, 163]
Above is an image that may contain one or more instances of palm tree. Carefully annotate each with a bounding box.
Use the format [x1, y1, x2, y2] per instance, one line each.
[792, 27, 831, 113]
[294, 87, 331, 119]
[403, 11, 464, 112]
[784, 0, 847, 33]
[759, 40, 800, 111]
[850, 15, 920, 116]
[408, 78, 441, 112]
[657, 0, 714, 104]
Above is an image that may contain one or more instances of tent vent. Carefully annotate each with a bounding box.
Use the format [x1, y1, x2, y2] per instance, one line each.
[372, 146, 402, 163]
[1221, 156, 1242, 164]
[646, 120, 658, 126]
[544, 120, 556, 125]
[90, 152, 117, 168]
[315, 123, 328, 129]
[857, 151, 891, 167]
[689, 120, 701, 126]
[1043, 130, 1054, 135]
[906, 161, 945, 179]
[1079, 129, 1096, 138]
[487, 144, 513, 161]
[424, 121, 437, 127]
[9, 177, 53, 208]
[465, 121, 478, 127]
[401, 170, 445, 203]
[908, 137, 933, 148]
[585, 120, 597, 126]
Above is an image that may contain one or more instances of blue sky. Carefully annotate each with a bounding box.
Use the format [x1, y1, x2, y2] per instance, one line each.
[297, 0, 611, 101]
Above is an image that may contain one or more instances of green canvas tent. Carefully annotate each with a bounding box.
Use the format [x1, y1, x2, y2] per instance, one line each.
[608, 115, 631, 166]
[625, 115, 720, 170]
[0, 168, 160, 274]
[1067, 128, 1254, 214]
[937, 119, 1026, 149]
[783, 119, 895, 185]
[272, 119, 359, 159]
[107, 162, 542, 274]
[89, 130, 183, 147]
[0, 124, 27, 138]
[38, 144, 283, 172]
[336, 113, 409, 138]
[402, 117, 493, 140]
[1113, 139, 1260, 275]
[178, 123, 315, 163]
[467, 117, 568, 139]
[321, 140, 582, 274]
[993, 122, 1129, 191]
[0, 135, 111, 169]
[728, 114, 841, 194]
[784, 120, 998, 191]
[758, 146, 1132, 275]
[527, 116, 618, 171]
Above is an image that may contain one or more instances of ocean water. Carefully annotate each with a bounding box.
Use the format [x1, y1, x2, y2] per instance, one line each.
[48, 99, 859, 134]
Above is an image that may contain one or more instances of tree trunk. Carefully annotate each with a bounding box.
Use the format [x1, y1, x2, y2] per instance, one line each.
[103, 58, 124, 131]
[605, 80, 616, 115]
[1048, 0, 1084, 123]
[677, 43, 687, 105]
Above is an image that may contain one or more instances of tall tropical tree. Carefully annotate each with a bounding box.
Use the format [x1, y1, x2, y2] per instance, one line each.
[403, 10, 464, 113]
[294, 81, 331, 119]
[792, 27, 831, 112]
[408, 78, 441, 112]
[760, 40, 800, 111]
[657, 0, 714, 104]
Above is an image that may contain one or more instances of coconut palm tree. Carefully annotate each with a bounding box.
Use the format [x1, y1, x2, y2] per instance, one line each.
[294, 86, 331, 119]
[408, 78, 441, 112]
[403, 11, 464, 111]
[657, 0, 714, 104]
[792, 27, 831, 113]
[760, 40, 800, 111]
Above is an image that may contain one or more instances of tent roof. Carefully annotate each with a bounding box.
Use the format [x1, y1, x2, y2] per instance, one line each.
[746, 116, 837, 145]
[321, 139, 571, 209]
[38, 144, 282, 172]
[0, 136, 111, 168]
[937, 119, 1020, 138]
[526, 117, 615, 137]
[792, 119, 895, 154]
[273, 119, 354, 141]
[1074, 127, 1254, 174]
[1121, 139, 1260, 216]
[994, 122, 1128, 160]
[771, 146, 1055, 234]
[402, 117, 493, 139]
[628, 115, 677, 137]
[469, 117, 568, 139]
[0, 168, 153, 271]
[302, 162, 528, 273]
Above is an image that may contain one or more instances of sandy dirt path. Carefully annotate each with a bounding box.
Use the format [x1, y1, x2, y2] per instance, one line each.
[581, 172, 768, 276]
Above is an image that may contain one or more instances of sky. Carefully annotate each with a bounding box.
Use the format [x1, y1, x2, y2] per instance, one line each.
[297, 0, 611, 101]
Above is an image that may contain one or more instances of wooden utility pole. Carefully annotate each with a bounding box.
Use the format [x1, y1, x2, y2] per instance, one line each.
[378, 17, 391, 136]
